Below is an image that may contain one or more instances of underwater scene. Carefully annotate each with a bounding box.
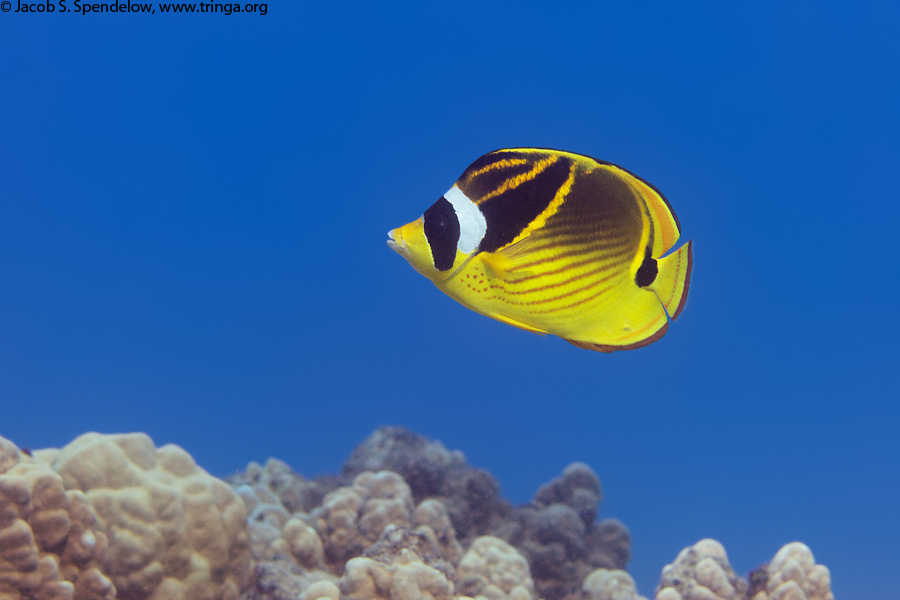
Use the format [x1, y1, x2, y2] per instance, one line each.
[2, 2, 898, 599]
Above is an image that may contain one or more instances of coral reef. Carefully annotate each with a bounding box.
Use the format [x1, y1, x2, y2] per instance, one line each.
[230, 458, 337, 516]
[582, 569, 647, 600]
[309, 471, 416, 569]
[413, 499, 464, 566]
[0, 427, 834, 600]
[497, 463, 630, 600]
[0, 436, 113, 600]
[655, 539, 747, 600]
[0, 432, 253, 600]
[456, 536, 536, 600]
[653, 539, 833, 600]
[748, 543, 832, 600]
[340, 428, 630, 600]
[339, 524, 456, 600]
[230, 461, 336, 600]
[342, 427, 513, 541]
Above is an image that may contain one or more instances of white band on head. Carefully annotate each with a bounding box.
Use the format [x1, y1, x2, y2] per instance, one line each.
[444, 185, 486, 255]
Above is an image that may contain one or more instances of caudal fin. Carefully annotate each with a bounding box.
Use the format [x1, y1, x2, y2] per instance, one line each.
[648, 241, 693, 320]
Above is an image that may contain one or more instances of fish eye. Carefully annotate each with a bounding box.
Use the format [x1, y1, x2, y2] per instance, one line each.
[423, 197, 461, 271]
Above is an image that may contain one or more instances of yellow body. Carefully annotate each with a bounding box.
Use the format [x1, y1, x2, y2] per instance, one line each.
[389, 149, 692, 351]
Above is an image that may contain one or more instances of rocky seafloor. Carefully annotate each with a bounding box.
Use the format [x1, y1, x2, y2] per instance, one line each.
[0, 426, 832, 600]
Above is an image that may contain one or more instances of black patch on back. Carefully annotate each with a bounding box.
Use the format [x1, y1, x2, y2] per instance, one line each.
[458, 151, 535, 201]
[478, 157, 572, 253]
[539, 165, 645, 261]
[635, 247, 658, 287]
[423, 196, 460, 271]
[545, 167, 641, 235]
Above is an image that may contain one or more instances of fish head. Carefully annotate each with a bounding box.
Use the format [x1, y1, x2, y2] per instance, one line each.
[387, 216, 462, 282]
[388, 186, 487, 282]
[387, 217, 425, 266]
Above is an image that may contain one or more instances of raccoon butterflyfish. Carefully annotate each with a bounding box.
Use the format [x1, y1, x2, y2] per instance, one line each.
[387, 148, 692, 351]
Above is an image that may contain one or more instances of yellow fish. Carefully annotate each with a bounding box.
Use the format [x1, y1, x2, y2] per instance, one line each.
[387, 148, 692, 351]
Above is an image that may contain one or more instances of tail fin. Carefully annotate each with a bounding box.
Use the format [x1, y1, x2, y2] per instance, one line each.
[649, 241, 693, 320]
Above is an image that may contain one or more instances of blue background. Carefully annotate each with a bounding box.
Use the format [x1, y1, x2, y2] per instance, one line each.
[2, 2, 897, 597]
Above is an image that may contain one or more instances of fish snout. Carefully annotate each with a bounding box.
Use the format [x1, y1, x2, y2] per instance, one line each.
[387, 227, 408, 254]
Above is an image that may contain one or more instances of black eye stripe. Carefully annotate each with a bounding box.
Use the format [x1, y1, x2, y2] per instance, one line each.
[423, 197, 460, 271]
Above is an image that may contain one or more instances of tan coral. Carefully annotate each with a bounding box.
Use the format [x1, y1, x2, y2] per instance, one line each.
[654, 540, 834, 600]
[413, 499, 463, 565]
[655, 539, 747, 600]
[230, 457, 331, 516]
[299, 579, 341, 600]
[44, 432, 253, 600]
[310, 471, 414, 567]
[0, 436, 22, 474]
[235, 476, 338, 600]
[582, 568, 647, 600]
[340, 549, 454, 600]
[751, 543, 833, 600]
[0, 436, 113, 600]
[245, 499, 292, 560]
[456, 536, 536, 600]
[284, 517, 326, 569]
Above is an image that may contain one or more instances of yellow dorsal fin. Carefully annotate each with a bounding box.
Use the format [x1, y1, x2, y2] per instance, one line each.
[616, 167, 681, 258]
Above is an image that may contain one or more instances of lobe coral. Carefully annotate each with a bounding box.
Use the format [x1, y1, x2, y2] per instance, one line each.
[0, 427, 832, 600]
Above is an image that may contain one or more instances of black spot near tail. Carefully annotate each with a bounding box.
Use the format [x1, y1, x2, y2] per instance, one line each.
[635, 248, 658, 287]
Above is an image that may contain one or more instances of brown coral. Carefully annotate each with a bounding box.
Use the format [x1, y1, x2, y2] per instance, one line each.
[502, 465, 630, 600]
[534, 463, 603, 529]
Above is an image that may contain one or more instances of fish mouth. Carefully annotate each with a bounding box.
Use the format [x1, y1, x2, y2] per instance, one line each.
[386, 228, 407, 254]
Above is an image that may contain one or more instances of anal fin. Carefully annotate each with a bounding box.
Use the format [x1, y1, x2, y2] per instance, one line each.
[564, 322, 669, 352]
[488, 312, 549, 335]
[561, 286, 671, 351]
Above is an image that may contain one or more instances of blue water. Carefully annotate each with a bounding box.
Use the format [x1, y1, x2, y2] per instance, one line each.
[2, 2, 898, 597]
